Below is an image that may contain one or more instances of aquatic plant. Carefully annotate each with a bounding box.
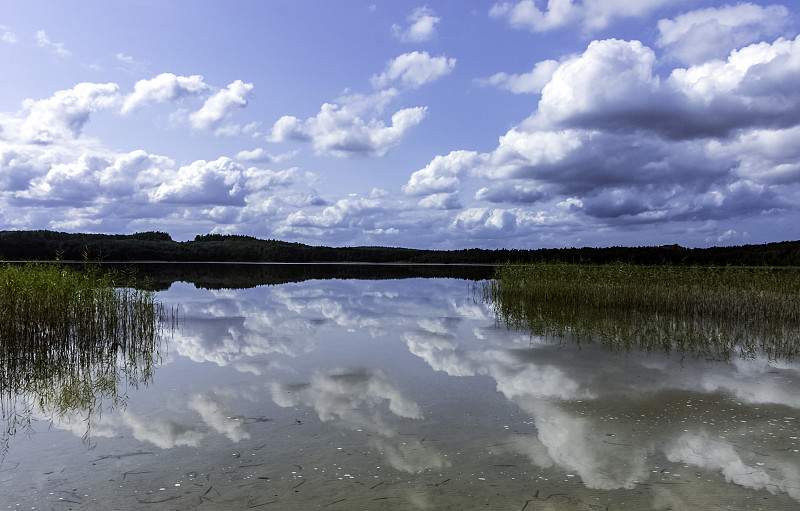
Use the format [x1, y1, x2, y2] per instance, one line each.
[484, 262, 800, 361]
[0, 263, 170, 454]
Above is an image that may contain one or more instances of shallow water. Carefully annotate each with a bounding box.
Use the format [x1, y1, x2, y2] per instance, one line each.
[2, 270, 799, 510]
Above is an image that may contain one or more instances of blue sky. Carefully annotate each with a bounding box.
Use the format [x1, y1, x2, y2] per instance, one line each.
[1, 1, 799, 249]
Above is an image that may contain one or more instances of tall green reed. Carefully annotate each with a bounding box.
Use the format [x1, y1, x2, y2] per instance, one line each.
[1, 262, 170, 453]
[484, 262, 800, 361]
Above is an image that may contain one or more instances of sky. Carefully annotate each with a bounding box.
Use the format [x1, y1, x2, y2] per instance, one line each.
[1, 0, 799, 249]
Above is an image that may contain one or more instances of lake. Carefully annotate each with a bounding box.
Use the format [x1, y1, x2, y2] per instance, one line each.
[1, 264, 799, 510]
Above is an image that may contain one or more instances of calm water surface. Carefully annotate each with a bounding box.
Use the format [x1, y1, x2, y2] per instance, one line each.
[1, 265, 799, 510]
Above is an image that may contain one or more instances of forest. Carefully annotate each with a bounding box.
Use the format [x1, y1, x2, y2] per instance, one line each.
[1, 229, 800, 266]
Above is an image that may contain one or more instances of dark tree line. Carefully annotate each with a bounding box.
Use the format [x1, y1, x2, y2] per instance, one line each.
[2, 230, 799, 266]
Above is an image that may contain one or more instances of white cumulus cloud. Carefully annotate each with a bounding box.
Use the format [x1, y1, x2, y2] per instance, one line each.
[392, 6, 441, 42]
[532, 39, 661, 130]
[657, 3, 791, 65]
[403, 150, 481, 196]
[270, 102, 426, 158]
[451, 207, 517, 235]
[189, 79, 254, 132]
[18, 82, 120, 144]
[122, 73, 209, 114]
[149, 157, 247, 205]
[371, 51, 456, 89]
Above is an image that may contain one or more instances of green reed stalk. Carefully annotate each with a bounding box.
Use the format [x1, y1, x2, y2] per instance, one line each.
[485, 262, 800, 361]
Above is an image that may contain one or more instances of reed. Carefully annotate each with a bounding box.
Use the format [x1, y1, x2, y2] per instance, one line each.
[484, 262, 800, 361]
[0, 262, 169, 452]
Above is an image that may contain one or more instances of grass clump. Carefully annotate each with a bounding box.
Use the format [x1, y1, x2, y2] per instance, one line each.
[484, 262, 800, 361]
[0, 262, 169, 452]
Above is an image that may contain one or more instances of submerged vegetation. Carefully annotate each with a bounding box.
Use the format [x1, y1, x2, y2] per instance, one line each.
[0, 262, 170, 454]
[485, 263, 800, 361]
